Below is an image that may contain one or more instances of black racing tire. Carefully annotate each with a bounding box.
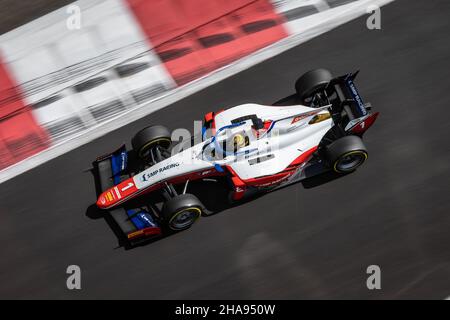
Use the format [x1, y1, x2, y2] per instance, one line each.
[161, 194, 203, 231]
[132, 125, 171, 159]
[326, 135, 368, 173]
[295, 69, 333, 100]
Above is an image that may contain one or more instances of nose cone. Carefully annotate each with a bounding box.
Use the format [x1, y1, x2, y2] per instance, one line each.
[96, 179, 137, 209]
[96, 193, 108, 209]
[96, 189, 118, 209]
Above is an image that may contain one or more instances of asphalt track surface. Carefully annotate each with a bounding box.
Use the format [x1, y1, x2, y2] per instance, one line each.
[1, 0, 450, 299]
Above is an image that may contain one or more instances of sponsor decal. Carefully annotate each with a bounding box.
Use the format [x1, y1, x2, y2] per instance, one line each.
[200, 170, 213, 176]
[106, 191, 115, 201]
[291, 115, 307, 124]
[347, 78, 367, 116]
[120, 151, 127, 171]
[127, 230, 144, 239]
[138, 212, 152, 226]
[291, 110, 322, 124]
[99, 196, 106, 205]
[255, 173, 293, 188]
[141, 162, 180, 182]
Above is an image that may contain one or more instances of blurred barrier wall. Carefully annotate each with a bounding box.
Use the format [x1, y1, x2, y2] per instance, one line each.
[126, 0, 288, 85]
[0, 0, 393, 181]
[0, 53, 49, 170]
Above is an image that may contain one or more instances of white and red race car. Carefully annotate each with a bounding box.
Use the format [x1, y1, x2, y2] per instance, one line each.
[93, 69, 378, 241]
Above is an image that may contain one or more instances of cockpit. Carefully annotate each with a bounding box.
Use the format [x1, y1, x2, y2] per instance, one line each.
[202, 114, 274, 161]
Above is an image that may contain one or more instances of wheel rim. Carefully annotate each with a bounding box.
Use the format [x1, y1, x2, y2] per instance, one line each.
[335, 151, 367, 172]
[169, 208, 201, 230]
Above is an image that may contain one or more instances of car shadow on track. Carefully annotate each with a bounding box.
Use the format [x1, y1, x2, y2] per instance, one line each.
[86, 168, 348, 250]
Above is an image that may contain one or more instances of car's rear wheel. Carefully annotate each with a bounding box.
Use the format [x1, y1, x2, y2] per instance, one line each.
[295, 69, 333, 101]
[326, 135, 368, 173]
[161, 194, 203, 231]
[132, 125, 171, 159]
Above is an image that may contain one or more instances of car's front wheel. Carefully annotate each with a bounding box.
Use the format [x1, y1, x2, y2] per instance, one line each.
[161, 194, 203, 231]
[132, 125, 172, 159]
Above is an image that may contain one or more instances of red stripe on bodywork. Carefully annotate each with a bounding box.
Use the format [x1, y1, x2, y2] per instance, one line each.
[229, 146, 318, 188]
[288, 146, 318, 168]
[0, 53, 49, 170]
[97, 177, 138, 209]
[225, 165, 247, 200]
[125, 0, 287, 85]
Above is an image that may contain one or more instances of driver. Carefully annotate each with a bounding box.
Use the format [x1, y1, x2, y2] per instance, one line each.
[229, 132, 250, 152]
[233, 133, 246, 149]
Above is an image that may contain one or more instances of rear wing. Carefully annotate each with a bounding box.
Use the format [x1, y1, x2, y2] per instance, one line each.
[326, 71, 372, 121]
[92, 146, 161, 242]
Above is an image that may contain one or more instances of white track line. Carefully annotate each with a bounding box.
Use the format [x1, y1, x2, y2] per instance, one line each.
[0, 0, 395, 184]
